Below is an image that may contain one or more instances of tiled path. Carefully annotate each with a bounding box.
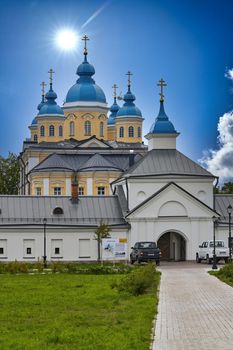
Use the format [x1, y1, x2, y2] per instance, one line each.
[153, 262, 233, 350]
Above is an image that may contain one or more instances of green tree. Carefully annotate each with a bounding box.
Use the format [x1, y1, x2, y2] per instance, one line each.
[0, 153, 19, 194]
[94, 222, 111, 262]
[221, 182, 233, 194]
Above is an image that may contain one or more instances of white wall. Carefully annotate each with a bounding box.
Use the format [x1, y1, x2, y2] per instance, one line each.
[0, 227, 128, 262]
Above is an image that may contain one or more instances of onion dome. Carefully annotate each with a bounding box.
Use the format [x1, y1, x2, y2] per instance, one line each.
[65, 36, 106, 104]
[149, 100, 177, 134]
[116, 71, 142, 118]
[149, 79, 177, 134]
[108, 84, 120, 125]
[30, 82, 47, 126]
[38, 70, 64, 117]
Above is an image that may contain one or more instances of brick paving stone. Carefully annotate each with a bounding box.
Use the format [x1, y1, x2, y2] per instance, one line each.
[153, 262, 233, 350]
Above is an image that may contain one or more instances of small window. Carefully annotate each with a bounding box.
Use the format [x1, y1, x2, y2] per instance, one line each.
[59, 125, 63, 137]
[128, 126, 134, 137]
[49, 125, 55, 137]
[34, 134, 38, 142]
[97, 186, 105, 196]
[54, 187, 61, 196]
[137, 126, 141, 138]
[100, 121, 104, 137]
[119, 126, 124, 138]
[55, 247, 60, 255]
[26, 247, 32, 255]
[53, 207, 64, 215]
[0, 247, 4, 255]
[70, 121, 74, 136]
[40, 125, 45, 137]
[78, 187, 84, 196]
[36, 187, 41, 196]
[84, 121, 91, 136]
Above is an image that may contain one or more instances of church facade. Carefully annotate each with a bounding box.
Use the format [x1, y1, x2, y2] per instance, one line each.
[0, 36, 232, 262]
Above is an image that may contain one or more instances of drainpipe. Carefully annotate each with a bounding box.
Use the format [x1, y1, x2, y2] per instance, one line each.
[125, 177, 129, 212]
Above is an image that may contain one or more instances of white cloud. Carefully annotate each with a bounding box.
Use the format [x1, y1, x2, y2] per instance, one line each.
[225, 68, 233, 81]
[199, 111, 233, 182]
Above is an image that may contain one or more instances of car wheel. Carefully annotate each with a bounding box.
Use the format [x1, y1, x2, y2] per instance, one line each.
[206, 255, 212, 264]
[130, 259, 135, 265]
[196, 253, 201, 263]
[156, 260, 160, 266]
[136, 257, 141, 264]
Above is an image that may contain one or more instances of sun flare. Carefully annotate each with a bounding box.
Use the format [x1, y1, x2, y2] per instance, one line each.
[55, 29, 79, 51]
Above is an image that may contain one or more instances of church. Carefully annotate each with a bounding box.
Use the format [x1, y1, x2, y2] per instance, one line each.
[0, 36, 232, 262]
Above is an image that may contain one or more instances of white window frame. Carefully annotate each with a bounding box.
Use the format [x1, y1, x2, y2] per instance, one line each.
[84, 121, 91, 136]
[128, 126, 134, 137]
[97, 186, 105, 196]
[54, 187, 61, 196]
[0, 239, 7, 259]
[23, 239, 35, 259]
[51, 239, 63, 258]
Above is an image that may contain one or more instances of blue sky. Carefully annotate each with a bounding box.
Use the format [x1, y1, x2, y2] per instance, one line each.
[0, 0, 233, 169]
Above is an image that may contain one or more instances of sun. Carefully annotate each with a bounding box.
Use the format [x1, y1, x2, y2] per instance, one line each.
[55, 29, 79, 51]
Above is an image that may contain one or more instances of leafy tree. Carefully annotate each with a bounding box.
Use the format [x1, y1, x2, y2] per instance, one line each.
[0, 153, 19, 194]
[221, 182, 233, 194]
[94, 222, 111, 262]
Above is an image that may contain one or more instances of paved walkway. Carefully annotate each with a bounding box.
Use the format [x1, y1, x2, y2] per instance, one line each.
[153, 262, 233, 350]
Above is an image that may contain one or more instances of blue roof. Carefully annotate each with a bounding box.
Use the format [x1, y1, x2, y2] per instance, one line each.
[116, 86, 142, 118]
[65, 55, 106, 104]
[108, 97, 120, 125]
[38, 84, 64, 117]
[149, 101, 177, 134]
[31, 117, 37, 126]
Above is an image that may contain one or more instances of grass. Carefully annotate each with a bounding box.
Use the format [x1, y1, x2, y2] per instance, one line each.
[0, 271, 160, 350]
[209, 262, 233, 287]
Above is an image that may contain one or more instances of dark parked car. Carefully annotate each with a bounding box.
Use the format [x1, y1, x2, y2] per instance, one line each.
[130, 241, 161, 265]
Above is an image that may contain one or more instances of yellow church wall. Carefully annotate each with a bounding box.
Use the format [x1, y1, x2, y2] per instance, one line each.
[36, 117, 65, 143]
[63, 110, 108, 140]
[115, 118, 143, 143]
[107, 126, 116, 141]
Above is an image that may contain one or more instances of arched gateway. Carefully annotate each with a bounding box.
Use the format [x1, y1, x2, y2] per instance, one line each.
[157, 231, 186, 261]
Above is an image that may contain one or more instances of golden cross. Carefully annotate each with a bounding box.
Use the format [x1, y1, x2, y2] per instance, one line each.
[126, 71, 133, 87]
[82, 35, 89, 55]
[157, 78, 167, 102]
[48, 68, 55, 85]
[40, 81, 46, 96]
[112, 84, 118, 98]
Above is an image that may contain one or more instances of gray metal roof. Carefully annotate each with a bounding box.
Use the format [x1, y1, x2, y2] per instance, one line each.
[122, 149, 214, 178]
[31, 153, 142, 173]
[0, 196, 128, 227]
[215, 195, 233, 223]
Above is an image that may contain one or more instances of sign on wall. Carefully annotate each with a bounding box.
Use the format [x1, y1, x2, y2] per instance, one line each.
[102, 238, 127, 260]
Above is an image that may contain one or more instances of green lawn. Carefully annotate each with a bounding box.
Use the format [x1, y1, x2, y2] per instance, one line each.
[209, 262, 233, 287]
[0, 273, 158, 350]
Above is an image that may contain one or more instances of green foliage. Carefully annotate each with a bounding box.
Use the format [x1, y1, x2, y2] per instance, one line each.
[5, 261, 28, 274]
[0, 153, 20, 194]
[210, 262, 233, 287]
[34, 260, 44, 272]
[221, 182, 233, 194]
[94, 222, 111, 261]
[115, 263, 160, 296]
[51, 261, 66, 273]
[0, 273, 159, 350]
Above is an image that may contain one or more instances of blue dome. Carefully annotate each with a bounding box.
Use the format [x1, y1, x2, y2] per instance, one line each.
[108, 97, 120, 125]
[38, 85, 64, 117]
[116, 87, 142, 118]
[31, 117, 37, 126]
[149, 101, 177, 134]
[37, 95, 45, 112]
[65, 55, 106, 103]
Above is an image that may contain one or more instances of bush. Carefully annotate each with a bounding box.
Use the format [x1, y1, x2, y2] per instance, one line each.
[116, 263, 160, 296]
[5, 261, 28, 274]
[51, 261, 66, 273]
[34, 260, 44, 273]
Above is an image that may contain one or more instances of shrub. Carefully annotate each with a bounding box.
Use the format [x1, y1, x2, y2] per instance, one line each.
[51, 261, 65, 273]
[116, 263, 160, 296]
[5, 261, 28, 274]
[0, 263, 6, 274]
[34, 260, 44, 273]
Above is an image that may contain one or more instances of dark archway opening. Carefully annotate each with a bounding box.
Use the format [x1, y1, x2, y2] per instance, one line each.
[157, 232, 186, 261]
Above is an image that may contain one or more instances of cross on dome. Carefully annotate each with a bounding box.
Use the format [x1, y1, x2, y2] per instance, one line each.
[157, 78, 167, 102]
[82, 35, 89, 55]
[126, 71, 133, 87]
[48, 68, 55, 87]
[112, 83, 118, 98]
[40, 81, 46, 97]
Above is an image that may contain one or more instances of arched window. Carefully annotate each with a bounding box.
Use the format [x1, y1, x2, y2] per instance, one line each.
[40, 125, 45, 137]
[128, 126, 134, 137]
[119, 126, 124, 138]
[33, 134, 38, 142]
[84, 121, 91, 136]
[53, 207, 64, 215]
[100, 121, 104, 137]
[69, 121, 74, 136]
[137, 126, 141, 138]
[59, 125, 63, 137]
[49, 125, 55, 137]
